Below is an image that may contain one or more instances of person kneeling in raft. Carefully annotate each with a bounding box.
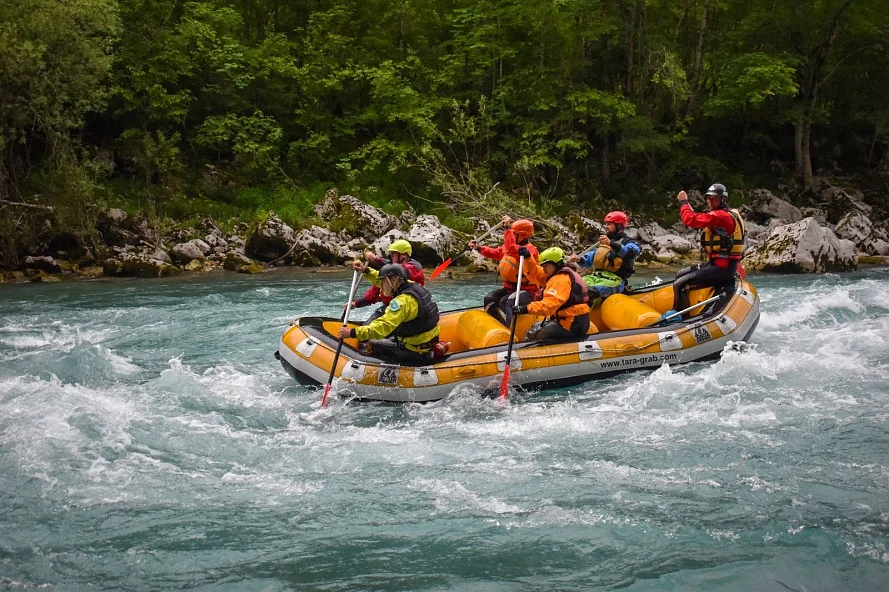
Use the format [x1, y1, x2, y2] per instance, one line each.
[510, 247, 591, 341]
[569, 210, 640, 303]
[350, 239, 425, 325]
[338, 262, 449, 363]
[469, 215, 545, 324]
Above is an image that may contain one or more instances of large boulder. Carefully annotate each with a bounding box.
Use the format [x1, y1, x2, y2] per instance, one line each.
[245, 213, 296, 262]
[103, 252, 181, 278]
[744, 189, 803, 224]
[636, 222, 668, 244]
[406, 215, 463, 265]
[23, 256, 62, 274]
[170, 241, 207, 263]
[288, 225, 359, 266]
[369, 230, 408, 258]
[223, 251, 258, 271]
[743, 217, 858, 273]
[314, 189, 399, 240]
[538, 218, 580, 253]
[818, 183, 871, 223]
[649, 233, 695, 255]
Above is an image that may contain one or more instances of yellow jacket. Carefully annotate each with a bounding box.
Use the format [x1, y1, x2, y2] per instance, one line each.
[354, 268, 440, 352]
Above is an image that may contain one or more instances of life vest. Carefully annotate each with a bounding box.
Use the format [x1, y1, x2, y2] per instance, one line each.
[701, 208, 746, 260]
[498, 254, 540, 292]
[392, 282, 440, 339]
[534, 266, 589, 318]
[555, 267, 590, 312]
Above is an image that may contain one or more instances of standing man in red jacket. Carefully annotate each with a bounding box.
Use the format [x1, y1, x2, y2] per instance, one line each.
[670, 183, 746, 318]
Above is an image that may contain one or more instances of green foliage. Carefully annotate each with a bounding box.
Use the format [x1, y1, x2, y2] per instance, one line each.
[1, 0, 887, 265]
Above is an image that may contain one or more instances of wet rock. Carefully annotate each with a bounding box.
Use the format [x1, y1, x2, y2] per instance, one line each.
[237, 263, 265, 274]
[30, 273, 62, 283]
[185, 259, 216, 273]
[2, 271, 26, 283]
[103, 253, 181, 278]
[223, 251, 257, 271]
[406, 215, 462, 265]
[78, 266, 104, 278]
[245, 213, 296, 262]
[171, 241, 207, 263]
[314, 189, 399, 240]
[24, 256, 62, 274]
[743, 217, 858, 273]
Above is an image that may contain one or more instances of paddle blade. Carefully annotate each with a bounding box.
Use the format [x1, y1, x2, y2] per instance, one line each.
[320, 383, 332, 408]
[738, 263, 747, 280]
[499, 365, 511, 399]
[429, 258, 453, 281]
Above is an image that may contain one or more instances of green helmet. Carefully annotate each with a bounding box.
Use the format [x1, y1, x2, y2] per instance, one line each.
[387, 239, 412, 255]
[539, 247, 565, 265]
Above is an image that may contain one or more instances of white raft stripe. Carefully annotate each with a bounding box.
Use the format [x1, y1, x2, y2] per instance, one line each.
[278, 294, 760, 403]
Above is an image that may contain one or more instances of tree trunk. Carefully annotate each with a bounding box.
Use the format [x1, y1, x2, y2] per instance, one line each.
[685, 2, 709, 119]
[601, 139, 611, 193]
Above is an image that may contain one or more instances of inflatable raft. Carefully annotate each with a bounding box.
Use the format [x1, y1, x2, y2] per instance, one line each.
[276, 279, 760, 403]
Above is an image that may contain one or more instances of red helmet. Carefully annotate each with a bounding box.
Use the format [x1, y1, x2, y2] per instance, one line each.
[511, 219, 535, 241]
[604, 211, 629, 227]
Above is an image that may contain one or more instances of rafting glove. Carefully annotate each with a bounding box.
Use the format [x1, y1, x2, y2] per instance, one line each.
[512, 304, 528, 315]
[517, 246, 531, 258]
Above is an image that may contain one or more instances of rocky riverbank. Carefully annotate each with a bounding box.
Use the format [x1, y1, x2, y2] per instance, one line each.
[3, 182, 888, 284]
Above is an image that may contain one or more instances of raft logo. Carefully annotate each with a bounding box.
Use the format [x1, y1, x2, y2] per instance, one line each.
[599, 353, 678, 369]
[377, 364, 399, 385]
[692, 324, 712, 344]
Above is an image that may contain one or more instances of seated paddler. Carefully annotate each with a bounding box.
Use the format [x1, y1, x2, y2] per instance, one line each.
[510, 247, 591, 341]
[569, 211, 640, 303]
[338, 261, 448, 363]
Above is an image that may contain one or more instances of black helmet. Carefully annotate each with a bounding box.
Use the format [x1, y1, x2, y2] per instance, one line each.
[378, 263, 408, 280]
[705, 183, 728, 201]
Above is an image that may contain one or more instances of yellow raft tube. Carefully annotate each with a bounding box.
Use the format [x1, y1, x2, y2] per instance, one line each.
[276, 279, 760, 403]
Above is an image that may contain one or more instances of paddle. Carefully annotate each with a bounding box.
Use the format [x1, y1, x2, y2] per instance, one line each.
[320, 269, 362, 408]
[655, 293, 725, 326]
[499, 254, 525, 400]
[429, 221, 504, 281]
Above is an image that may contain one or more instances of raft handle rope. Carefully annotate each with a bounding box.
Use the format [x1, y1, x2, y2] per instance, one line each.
[307, 291, 742, 375]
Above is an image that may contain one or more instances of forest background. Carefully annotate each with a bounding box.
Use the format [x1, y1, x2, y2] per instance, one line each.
[2, 0, 888, 265]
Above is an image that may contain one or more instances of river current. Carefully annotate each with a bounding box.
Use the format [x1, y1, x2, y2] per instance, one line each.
[1, 269, 887, 590]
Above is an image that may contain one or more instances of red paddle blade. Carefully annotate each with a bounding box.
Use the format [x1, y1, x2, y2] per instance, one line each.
[320, 383, 332, 408]
[738, 263, 747, 280]
[499, 365, 511, 399]
[429, 258, 453, 281]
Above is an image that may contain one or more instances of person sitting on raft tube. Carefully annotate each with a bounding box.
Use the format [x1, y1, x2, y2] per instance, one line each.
[350, 239, 425, 325]
[569, 211, 640, 303]
[510, 247, 591, 341]
[469, 215, 544, 324]
[670, 183, 746, 319]
[338, 262, 447, 363]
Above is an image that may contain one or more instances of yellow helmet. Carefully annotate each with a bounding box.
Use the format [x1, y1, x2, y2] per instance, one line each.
[387, 239, 412, 255]
[539, 247, 564, 265]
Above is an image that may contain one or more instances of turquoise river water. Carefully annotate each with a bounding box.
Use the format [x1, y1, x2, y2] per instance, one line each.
[1, 269, 888, 591]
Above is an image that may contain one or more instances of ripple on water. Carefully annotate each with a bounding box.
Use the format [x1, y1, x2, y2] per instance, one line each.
[1, 271, 888, 589]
